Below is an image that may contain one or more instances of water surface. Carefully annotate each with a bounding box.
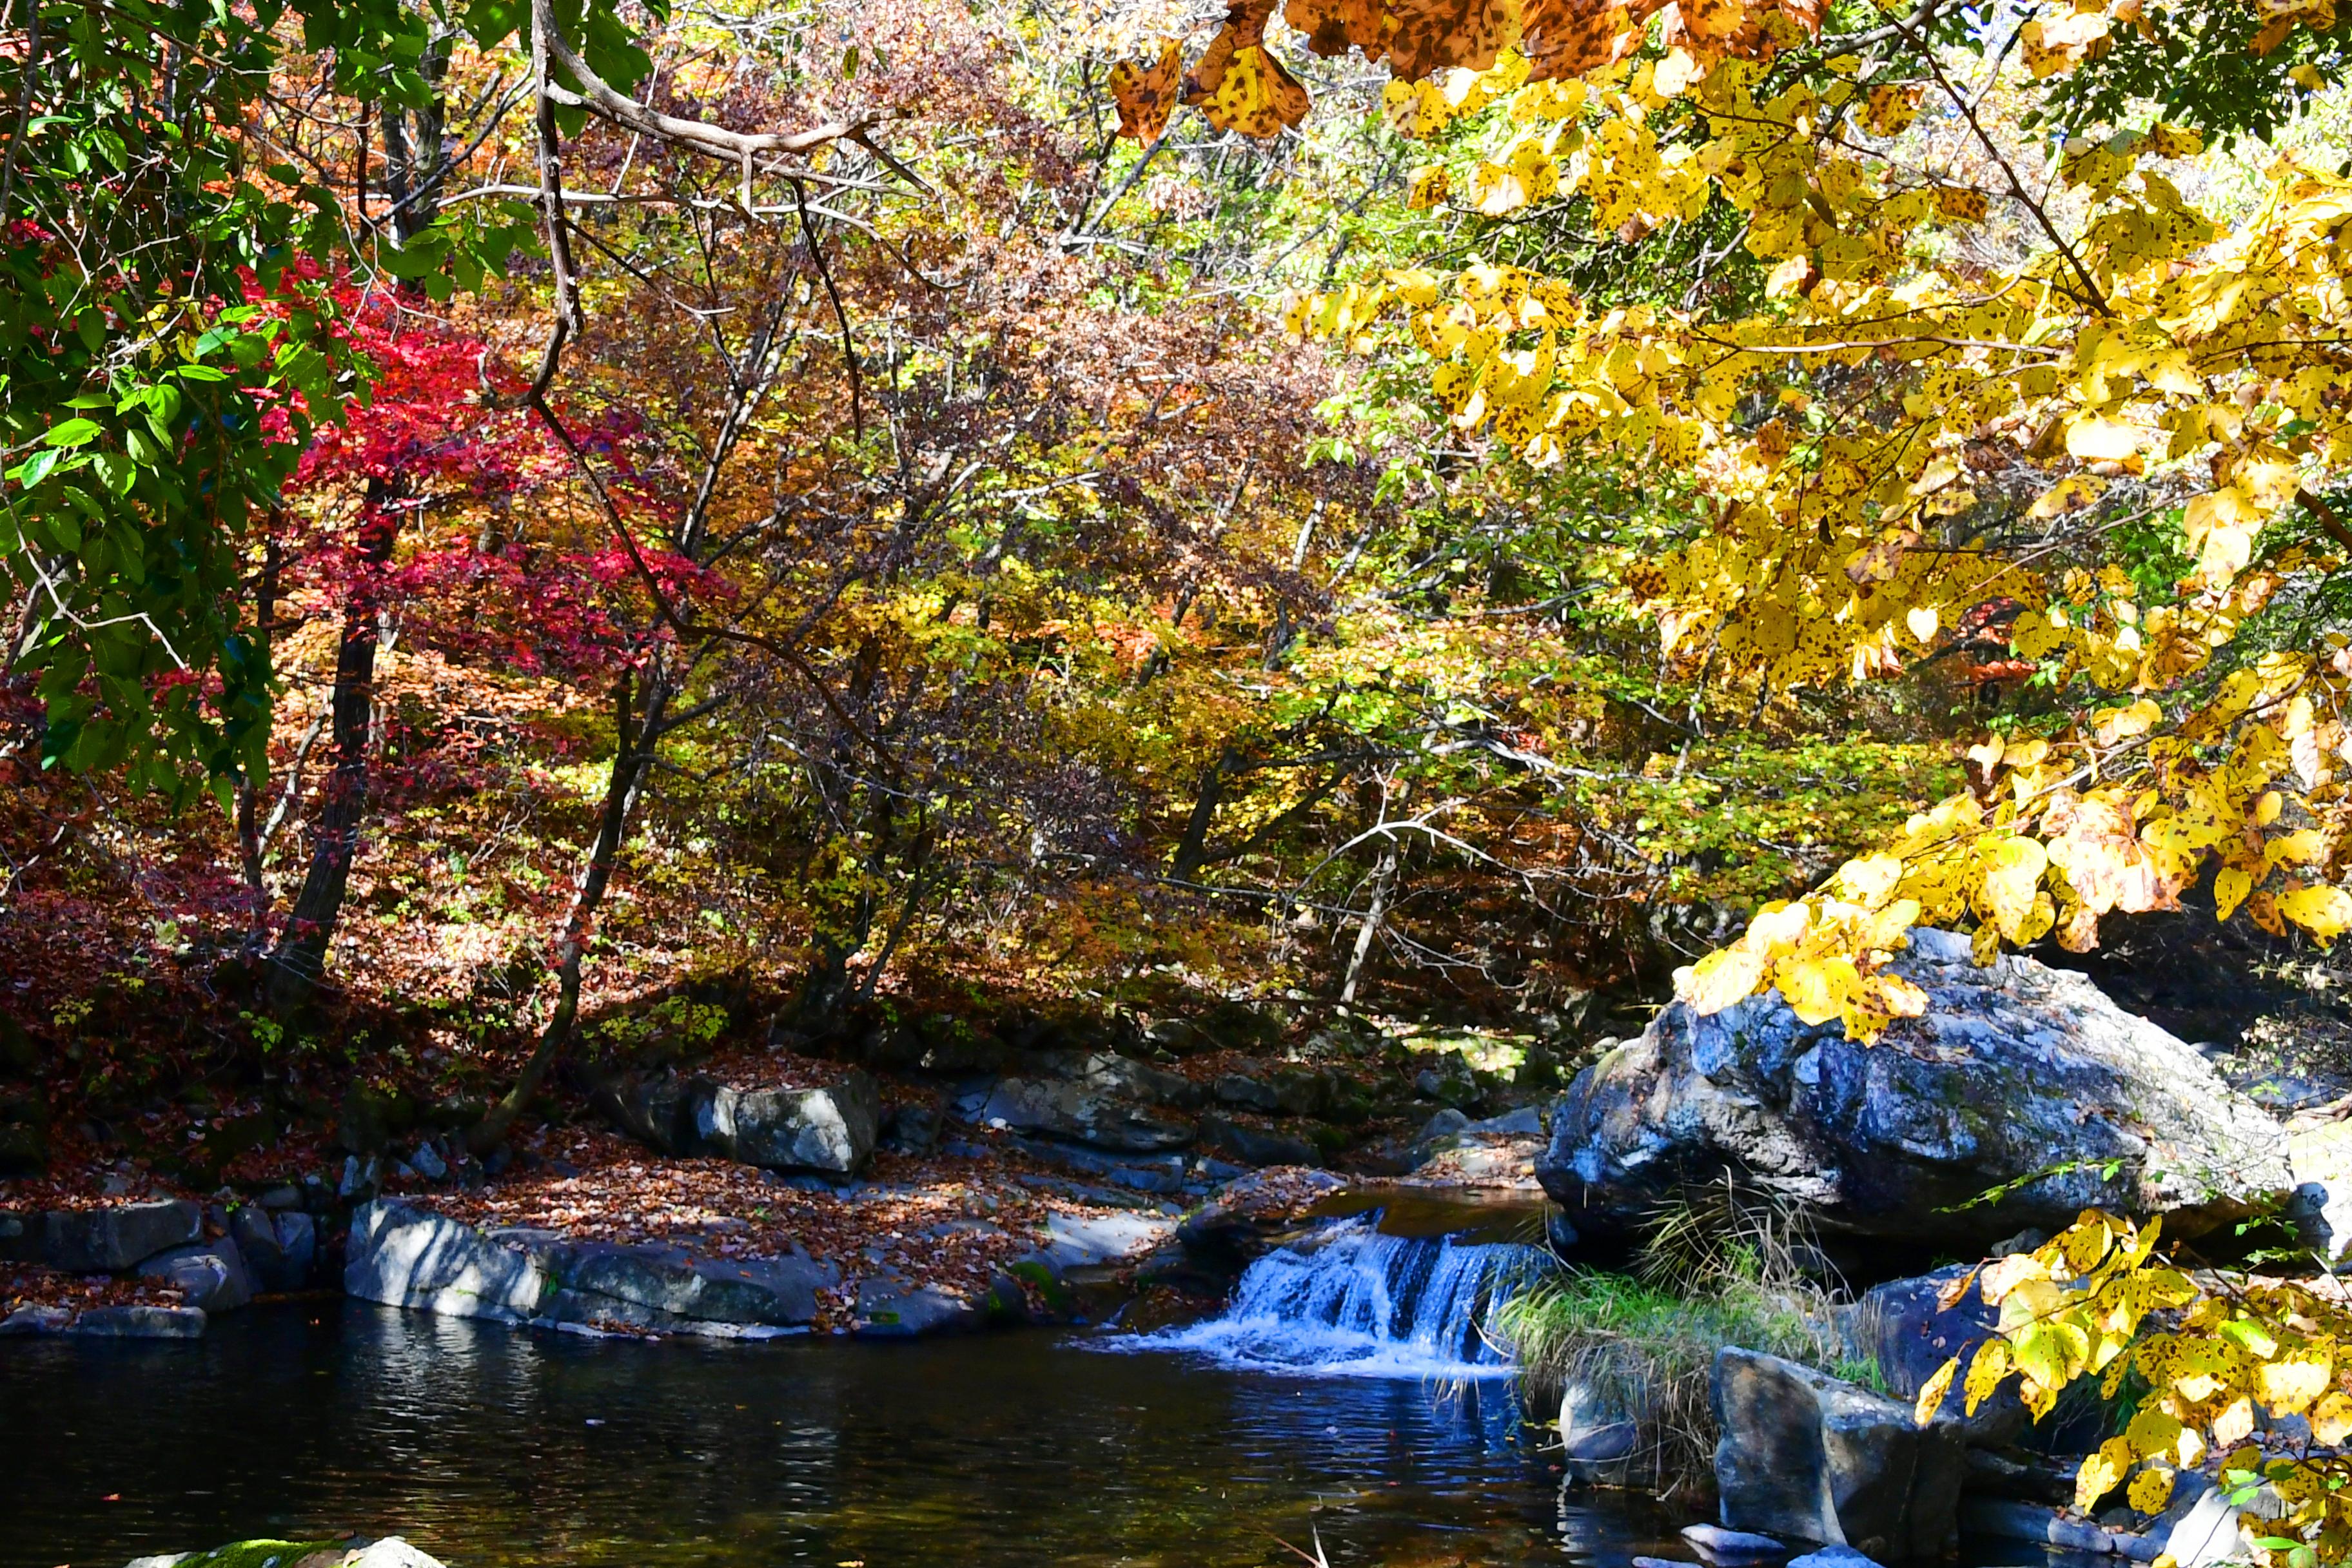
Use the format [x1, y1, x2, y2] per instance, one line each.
[1, 1302, 1694, 1568]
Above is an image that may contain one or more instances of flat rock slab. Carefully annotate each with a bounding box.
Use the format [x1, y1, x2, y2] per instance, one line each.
[68, 1304, 208, 1338]
[975, 1077, 1195, 1153]
[1542, 929, 2291, 1250]
[8, 1199, 204, 1272]
[1682, 1524, 1790, 1561]
[124, 1538, 448, 1568]
[347, 1200, 552, 1323]
[1037, 1211, 1177, 1270]
[853, 1273, 979, 1338]
[346, 1199, 832, 1335]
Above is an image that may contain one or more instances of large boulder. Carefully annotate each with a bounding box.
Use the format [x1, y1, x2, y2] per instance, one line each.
[973, 1076, 1195, 1152]
[1540, 932, 2291, 1250]
[346, 1200, 832, 1335]
[137, 1237, 255, 1314]
[345, 1199, 552, 1322]
[1713, 1347, 1965, 1560]
[40, 1199, 203, 1271]
[540, 1242, 828, 1331]
[231, 1206, 318, 1294]
[1843, 1266, 2024, 1446]
[592, 1068, 880, 1174]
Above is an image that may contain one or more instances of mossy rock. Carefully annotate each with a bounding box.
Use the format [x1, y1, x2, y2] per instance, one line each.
[161, 1540, 346, 1568]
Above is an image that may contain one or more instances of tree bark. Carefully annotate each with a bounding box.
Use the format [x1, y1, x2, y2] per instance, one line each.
[266, 500, 397, 1012]
[1340, 846, 1398, 1006]
[469, 669, 662, 1153]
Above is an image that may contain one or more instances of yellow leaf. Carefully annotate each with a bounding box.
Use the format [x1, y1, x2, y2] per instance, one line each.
[1777, 954, 1859, 1026]
[1679, 944, 1767, 1014]
[2278, 884, 2352, 942]
[2125, 1406, 2183, 1460]
[1914, 1357, 1958, 1427]
[2310, 1391, 2352, 1445]
[2128, 1466, 2174, 1515]
[2066, 418, 2141, 461]
[1964, 1338, 2014, 1415]
[2215, 866, 2253, 921]
[2076, 1437, 2133, 1512]
[2211, 1394, 2255, 1447]
[1906, 605, 1940, 645]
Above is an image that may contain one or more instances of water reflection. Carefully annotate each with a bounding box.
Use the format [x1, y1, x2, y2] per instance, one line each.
[0, 1302, 1690, 1568]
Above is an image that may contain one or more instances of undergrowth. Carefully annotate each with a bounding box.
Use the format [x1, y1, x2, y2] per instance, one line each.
[1499, 1188, 1874, 1498]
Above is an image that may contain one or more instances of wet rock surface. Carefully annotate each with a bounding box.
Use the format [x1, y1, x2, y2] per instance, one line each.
[1712, 1346, 1965, 1560]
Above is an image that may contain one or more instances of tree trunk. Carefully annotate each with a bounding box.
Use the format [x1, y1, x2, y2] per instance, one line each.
[1340, 846, 1398, 1006]
[1168, 745, 1242, 884]
[469, 669, 662, 1153]
[266, 500, 397, 1012]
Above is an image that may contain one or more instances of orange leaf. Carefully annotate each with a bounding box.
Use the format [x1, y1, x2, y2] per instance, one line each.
[1109, 41, 1184, 142]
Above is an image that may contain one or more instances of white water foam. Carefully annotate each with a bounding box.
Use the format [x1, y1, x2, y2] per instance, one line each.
[1102, 1214, 1549, 1379]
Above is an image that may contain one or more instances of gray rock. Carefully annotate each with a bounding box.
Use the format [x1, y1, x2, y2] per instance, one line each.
[880, 1099, 943, 1155]
[593, 1069, 881, 1173]
[1960, 1498, 2113, 1554]
[976, 1077, 1195, 1152]
[1176, 1168, 1347, 1268]
[1558, 1355, 1657, 1485]
[0, 1304, 70, 1335]
[1468, 1105, 1545, 1137]
[1214, 1073, 1282, 1112]
[1415, 1108, 1473, 1146]
[1037, 1051, 1204, 1108]
[1712, 1346, 1965, 1560]
[1037, 1211, 1177, 1270]
[409, 1141, 448, 1182]
[2161, 1489, 2247, 1568]
[2287, 1121, 2352, 1269]
[1785, 1549, 1886, 1568]
[338, 1155, 380, 1201]
[40, 1199, 202, 1272]
[853, 1273, 979, 1337]
[1543, 932, 2293, 1248]
[346, 1541, 453, 1568]
[1681, 1524, 1790, 1561]
[542, 1242, 827, 1330]
[136, 1237, 255, 1313]
[1843, 1266, 2023, 1446]
[730, 1077, 881, 1172]
[1198, 1113, 1318, 1168]
[345, 1199, 551, 1322]
[68, 1304, 207, 1338]
[233, 1207, 318, 1294]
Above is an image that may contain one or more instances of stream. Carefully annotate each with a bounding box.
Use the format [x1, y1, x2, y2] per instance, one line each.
[0, 1211, 1702, 1568]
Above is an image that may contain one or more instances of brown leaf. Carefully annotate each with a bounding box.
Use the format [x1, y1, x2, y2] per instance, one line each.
[1110, 40, 1184, 141]
[1520, 0, 1668, 79]
[1285, 0, 1391, 59]
[1383, 0, 1518, 81]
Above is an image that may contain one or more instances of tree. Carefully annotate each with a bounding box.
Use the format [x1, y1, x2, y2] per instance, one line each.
[1108, 0, 2352, 1028]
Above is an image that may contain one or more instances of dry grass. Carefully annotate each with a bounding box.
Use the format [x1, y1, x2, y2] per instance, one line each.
[1499, 1188, 1872, 1498]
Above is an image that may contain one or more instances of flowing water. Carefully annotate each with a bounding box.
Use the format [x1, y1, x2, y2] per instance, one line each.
[1108, 1214, 1550, 1379]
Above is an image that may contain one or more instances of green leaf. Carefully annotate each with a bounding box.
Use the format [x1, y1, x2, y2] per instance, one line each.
[44, 418, 103, 447]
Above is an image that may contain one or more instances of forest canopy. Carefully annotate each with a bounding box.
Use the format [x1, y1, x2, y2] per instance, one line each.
[0, 0, 2349, 1100]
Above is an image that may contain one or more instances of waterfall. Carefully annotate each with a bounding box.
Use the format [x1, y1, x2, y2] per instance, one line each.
[1110, 1214, 1549, 1378]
